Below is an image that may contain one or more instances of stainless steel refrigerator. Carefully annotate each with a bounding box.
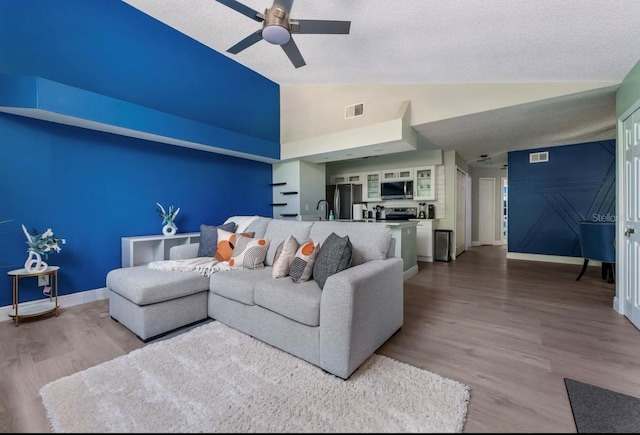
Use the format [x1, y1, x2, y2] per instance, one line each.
[326, 184, 363, 220]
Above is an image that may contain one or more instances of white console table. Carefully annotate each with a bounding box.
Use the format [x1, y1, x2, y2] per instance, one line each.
[121, 232, 200, 267]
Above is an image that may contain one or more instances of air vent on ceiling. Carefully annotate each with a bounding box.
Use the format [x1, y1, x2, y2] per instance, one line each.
[345, 102, 364, 119]
[529, 151, 549, 163]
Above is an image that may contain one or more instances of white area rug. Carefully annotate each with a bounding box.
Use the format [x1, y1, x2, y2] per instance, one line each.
[40, 322, 470, 433]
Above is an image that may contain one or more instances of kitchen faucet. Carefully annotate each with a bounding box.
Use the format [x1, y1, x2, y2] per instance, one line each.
[316, 199, 329, 220]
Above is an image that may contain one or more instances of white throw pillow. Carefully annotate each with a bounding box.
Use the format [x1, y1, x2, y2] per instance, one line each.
[289, 241, 320, 283]
[229, 235, 270, 269]
[272, 235, 300, 278]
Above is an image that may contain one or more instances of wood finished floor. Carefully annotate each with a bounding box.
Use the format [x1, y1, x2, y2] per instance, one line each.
[1, 245, 637, 433]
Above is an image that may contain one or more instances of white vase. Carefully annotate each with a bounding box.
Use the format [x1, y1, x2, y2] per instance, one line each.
[25, 251, 48, 273]
[162, 223, 177, 236]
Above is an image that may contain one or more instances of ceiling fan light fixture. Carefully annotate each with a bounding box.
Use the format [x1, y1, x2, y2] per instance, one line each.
[262, 25, 291, 45]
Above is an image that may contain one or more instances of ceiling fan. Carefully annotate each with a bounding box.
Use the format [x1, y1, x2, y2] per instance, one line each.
[476, 154, 492, 163]
[216, 0, 351, 68]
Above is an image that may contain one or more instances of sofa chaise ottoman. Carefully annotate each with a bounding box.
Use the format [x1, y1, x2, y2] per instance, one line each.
[107, 265, 209, 341]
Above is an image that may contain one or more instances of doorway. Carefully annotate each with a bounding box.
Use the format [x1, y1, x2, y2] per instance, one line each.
[479, 178, 496, 245]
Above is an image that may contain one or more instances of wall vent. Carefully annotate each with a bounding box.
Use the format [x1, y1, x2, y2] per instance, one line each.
[529, 151, 549, 163]
[345, 102, 365, 119]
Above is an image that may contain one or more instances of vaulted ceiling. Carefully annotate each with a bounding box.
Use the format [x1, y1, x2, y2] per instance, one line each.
[124, 0, 640, 167]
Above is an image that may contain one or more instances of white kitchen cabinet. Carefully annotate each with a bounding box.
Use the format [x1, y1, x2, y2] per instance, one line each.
[363, 171, 381, 202]
[413, 165, 436, 200]
[381, 168, 413, 181]
[416, 220, 433, 262]
[121, 232, 200, 267]
[329, 172, 363, 185]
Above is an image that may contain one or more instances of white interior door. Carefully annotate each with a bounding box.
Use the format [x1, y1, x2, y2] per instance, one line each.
[479, 178, 495, 245]
[621, 108, 640, 329]
[456, 168, 467, 256]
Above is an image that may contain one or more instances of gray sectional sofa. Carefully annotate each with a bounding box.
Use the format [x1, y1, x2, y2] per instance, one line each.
[106, 216, 404, 379]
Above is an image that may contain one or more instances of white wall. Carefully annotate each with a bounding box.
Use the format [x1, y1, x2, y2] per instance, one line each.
[272, 160, 326, 221]
[281, 82, 618, 144]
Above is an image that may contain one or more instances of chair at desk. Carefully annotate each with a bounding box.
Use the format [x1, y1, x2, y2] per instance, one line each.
[576, 221, 616, 283]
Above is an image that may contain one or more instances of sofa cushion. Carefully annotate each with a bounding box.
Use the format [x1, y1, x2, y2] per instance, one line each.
[313, 232, 353, 289]
[215, 229, 254, 261]
[229, 235, 270, 269]
[223, 215, 261, 233]
[272, 235, 300, 278]
[107, 266, 209, 306]
[197, 221, 236, 257]
[254, 278, 322, 327]
[209, 268, 273, 305]
[244, 217, 271, 239]
[290, 241, 319, 283]
[309, 222, 391, 266]
[263, 220, 313, 267]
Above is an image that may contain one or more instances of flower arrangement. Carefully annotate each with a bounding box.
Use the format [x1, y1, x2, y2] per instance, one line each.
[156, 202, 180, 226]
[22, 224, 66, 259]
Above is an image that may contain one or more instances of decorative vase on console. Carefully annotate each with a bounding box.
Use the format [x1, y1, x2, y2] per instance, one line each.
[156, 202, 180, 236]
[21, 224, 66, 273]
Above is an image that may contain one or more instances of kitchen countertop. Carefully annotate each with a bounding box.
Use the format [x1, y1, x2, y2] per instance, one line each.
[336, 219, 418, 227]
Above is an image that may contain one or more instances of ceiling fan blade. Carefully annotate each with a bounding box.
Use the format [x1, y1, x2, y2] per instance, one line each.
[227, 29, 263, 54]
[281, 38, 306, 68]
[292, 19, 351, 34]
[273, 0, 294, 11]
[215, 0, 263, 22]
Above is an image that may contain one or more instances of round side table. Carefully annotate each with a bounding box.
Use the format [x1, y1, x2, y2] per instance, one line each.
[7, 266, 59, 326]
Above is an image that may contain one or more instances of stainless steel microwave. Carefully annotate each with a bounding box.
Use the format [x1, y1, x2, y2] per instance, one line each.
[381, 181, 413, 200]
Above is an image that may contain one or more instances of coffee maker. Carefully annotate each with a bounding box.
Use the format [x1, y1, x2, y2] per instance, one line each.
[418, 203, 427, 219]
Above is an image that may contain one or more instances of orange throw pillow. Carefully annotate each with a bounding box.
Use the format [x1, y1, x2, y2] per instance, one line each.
[215, 228, 254, 262]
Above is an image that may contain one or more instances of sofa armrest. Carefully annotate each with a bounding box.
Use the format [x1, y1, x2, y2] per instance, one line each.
[387, 237, 396, 258]
[318, 257, 404, 379]
[169, 243, 200, 260]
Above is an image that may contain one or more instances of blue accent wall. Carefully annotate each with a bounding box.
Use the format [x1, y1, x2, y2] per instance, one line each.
[0, 0, 280, 144]
[0, 0, 280, 306]
[0, 113, 272, 307]
[507, 140, 615, 257]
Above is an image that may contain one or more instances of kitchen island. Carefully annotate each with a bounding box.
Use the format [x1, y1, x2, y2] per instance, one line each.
[336, 219, 418, 280]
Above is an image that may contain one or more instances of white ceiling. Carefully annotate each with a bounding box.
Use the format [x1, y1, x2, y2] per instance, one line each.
[124, 0, 640, 167]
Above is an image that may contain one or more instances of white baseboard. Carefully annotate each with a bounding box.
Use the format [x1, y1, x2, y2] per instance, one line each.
[613, 295, 622, 314]
[506, 252, 600, 266]
[1, 287, 109, 323]
[417, 255, 433, 263]
[403, 265, 419, 281]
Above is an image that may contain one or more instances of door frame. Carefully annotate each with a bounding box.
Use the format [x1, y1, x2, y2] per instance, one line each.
[501, 176, 508, 245]
[455, 166, 469, 257]
[467, 174, 473, 248]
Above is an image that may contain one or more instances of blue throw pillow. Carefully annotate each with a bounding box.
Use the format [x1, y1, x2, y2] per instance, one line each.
[197, 221, 236, 257]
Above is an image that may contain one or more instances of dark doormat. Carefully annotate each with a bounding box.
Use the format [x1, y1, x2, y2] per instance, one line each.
[564, 378, 640, 433]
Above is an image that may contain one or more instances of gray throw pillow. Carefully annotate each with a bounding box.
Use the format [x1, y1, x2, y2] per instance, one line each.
[313, 232, 353, 289]
[197, 221, 236, 257]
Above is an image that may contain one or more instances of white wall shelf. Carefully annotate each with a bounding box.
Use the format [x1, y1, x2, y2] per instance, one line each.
[121, 232, 201, 267]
